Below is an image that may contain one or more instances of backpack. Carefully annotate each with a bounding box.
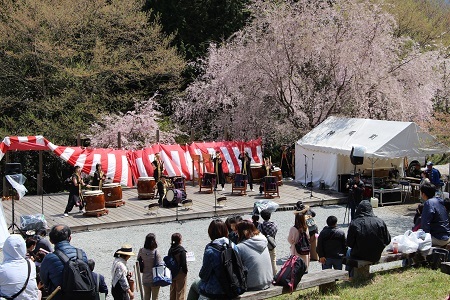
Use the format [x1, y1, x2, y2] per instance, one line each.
[209, 240, 248, 298]
[273, 255, 307, 292]
[163, 254, 180, 278]
[54, 249, 98, 300]
[260, 225, 276, 250]
[294, 230, 310, 255]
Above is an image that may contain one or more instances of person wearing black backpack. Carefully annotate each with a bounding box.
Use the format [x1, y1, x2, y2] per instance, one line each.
[167, 233, 188, 300]
[40, 224, 93, 300]
[288, 206, 310, 272]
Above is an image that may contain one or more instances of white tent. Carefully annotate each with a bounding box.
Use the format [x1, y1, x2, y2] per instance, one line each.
[295, 116, 450, 190]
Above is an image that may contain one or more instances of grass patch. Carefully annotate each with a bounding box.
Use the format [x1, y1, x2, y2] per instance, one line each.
[269, 267, 450, 300]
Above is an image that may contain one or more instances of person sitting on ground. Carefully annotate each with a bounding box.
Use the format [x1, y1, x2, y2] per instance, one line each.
[40, 224, 90, 300]
[426, 161, 442, 187]
[226, 215, 242, 245]
[87, 259, 108, 297]
[26, 237, 37, 261]
[420, 182, 450, 247]
[33, 228, 53, 255]
[412, 203, 424, 231]
[251, 214, 260, 229]
[235, 220, 272, 291]
[187, 219, 239, 300]
[420, 170, 430, 187]
[0, 234, 39, 300]
[258, 209, 278, 276]
[317, 216, 346, 270]
[346, 200, 391, 277]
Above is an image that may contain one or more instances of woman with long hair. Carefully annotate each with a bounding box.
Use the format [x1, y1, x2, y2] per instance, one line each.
[235, 220, 272, 291]
[288, 206, 310, 270]
[187, 219, 238, 300]
[137, 234, 161, 300]
[168, 233, 188, 300]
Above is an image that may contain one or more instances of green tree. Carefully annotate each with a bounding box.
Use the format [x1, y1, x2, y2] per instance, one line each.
[143, 0, 252, 61]
[384, 0, 450, 49]
[0, 0, 186, 145]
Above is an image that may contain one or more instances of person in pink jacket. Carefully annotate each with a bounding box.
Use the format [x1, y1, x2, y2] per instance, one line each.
[288, 204, 310, 271]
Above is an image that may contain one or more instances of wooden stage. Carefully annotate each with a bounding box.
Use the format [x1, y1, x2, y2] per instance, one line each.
[1, 181, 347, 233]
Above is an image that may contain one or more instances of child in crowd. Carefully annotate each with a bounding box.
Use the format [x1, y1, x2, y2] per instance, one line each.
[317, 216, 347, 270]
[225, 215, 242, 244]
[87, 259, 109, 297]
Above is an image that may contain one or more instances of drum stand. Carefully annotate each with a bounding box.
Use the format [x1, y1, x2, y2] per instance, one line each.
[212, 178, 219, 217]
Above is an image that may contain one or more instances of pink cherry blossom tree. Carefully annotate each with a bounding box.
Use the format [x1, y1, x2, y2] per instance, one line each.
[88, 93, 180, 148]
[175, 0, 447, 145]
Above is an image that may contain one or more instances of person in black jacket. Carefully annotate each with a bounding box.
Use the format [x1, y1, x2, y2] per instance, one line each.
[168, 233, 188, 300]
[346, 200, 391, 277]
[347, 173, 365, 221]
[317, 216, 346, 270]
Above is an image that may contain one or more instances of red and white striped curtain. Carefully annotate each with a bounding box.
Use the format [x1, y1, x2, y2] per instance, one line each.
[0, 136, 262, 187]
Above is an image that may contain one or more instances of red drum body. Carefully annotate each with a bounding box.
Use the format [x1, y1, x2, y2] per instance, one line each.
[202, 172, 216, 187]
[271, 167, 283, 186]
[138, 177, 156, 199]
[83, 190, 107, 216]
[363, 186, 372, 199]
[251, 164, 265, 183]
[102, 183, 123, 207]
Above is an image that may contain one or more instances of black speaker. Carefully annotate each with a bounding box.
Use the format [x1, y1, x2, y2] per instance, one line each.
[5, 163, 22, 175]
[350, 146, 365, 165]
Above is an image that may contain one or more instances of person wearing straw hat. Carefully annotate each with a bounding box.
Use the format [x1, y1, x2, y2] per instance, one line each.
[288, 202, 311, 271]
[111, 244, 135, 300]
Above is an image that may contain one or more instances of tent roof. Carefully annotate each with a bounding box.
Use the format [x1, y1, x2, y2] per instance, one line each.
[297, 116, 449, 158]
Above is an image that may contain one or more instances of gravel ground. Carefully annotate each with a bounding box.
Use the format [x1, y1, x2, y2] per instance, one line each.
[1, 203, 417, 299]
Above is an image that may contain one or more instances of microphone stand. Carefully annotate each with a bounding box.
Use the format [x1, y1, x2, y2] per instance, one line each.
[212, 178, 218, 217]
[302, 154, 308, 188]
[307, 154, 322, 200]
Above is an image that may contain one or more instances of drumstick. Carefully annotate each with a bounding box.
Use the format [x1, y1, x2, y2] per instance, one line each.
[46, 286, 61, 300]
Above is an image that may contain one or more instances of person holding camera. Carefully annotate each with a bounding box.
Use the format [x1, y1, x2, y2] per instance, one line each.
[347, 173, 365, 221]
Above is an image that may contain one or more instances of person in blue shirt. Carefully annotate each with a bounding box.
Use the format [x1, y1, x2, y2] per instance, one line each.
[420, 182, 450, 247]
[426, 161, 442, 187]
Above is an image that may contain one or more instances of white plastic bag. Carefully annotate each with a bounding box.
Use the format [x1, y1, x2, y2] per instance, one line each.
[389, 230, 419, 254]
[253, 200, 279, 214]
[410, 229, 432, 251]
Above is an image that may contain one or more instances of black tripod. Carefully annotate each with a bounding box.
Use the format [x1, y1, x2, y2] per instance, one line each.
[8, 193, 20, 233]
[343, 187, 352, 225]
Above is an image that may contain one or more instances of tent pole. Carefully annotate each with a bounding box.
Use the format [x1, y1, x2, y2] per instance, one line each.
[372, 157, 375, 198]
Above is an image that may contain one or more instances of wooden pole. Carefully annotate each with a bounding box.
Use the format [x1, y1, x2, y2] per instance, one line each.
[77, 133, 81, 146]
[117, 132, 122, 149]
[156, 129, 160, 143]
[38, 151, 43, 195]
